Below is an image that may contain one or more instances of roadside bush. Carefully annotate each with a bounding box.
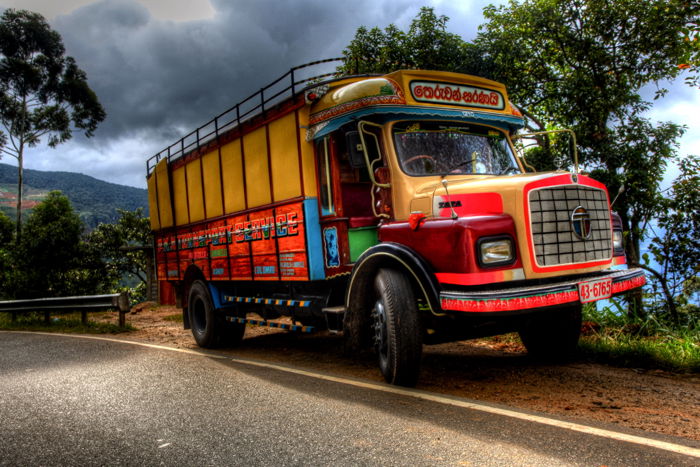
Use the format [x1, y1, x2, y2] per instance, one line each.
[581, 301, 700, 372]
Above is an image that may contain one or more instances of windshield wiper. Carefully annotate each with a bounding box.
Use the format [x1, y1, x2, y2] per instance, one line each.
[445, 157, 477, 174]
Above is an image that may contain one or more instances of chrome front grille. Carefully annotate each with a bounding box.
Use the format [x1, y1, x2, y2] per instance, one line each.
[528, 185, 612, 267]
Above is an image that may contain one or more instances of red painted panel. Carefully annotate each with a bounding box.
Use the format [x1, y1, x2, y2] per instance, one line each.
[156, 200, 312, 283]
[441, 290, 579, 312]
[435, 192, 503, 218]
[159, 280, 176, 305]
[612, 274, 646, 294]
[248, 208, 278, 280]
[441, 272, 645, 313]
[436, 270, 507, 286]
[277, 202, 309, 279]
[379, 215, 521, 277]
[230, 256, 253, 280]
[227, 214, 252, 280]
[210, 258, 229, 279]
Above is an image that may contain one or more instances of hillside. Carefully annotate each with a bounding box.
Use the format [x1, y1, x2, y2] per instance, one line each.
[0, 163, 148, 229]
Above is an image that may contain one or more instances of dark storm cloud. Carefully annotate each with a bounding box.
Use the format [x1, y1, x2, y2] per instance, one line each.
[52, 0, 417, 146]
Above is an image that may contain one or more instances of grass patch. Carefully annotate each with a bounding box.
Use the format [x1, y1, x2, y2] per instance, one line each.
[580, 303, 700, 373]
[163, 313, 183, 322]
[0, 312, 135, 334]
[579, 333, 700, 373]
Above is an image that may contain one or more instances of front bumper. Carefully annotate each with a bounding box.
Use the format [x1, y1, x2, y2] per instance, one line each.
[440, 268, 645, 313]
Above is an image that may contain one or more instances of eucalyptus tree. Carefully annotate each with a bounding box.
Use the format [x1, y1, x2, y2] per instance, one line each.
[0, 9, 105, 238]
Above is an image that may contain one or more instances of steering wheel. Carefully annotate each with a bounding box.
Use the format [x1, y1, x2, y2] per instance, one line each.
[499, 166, 521, 175]
[404, 154, 435, 165]
[403, 154, 436, 173]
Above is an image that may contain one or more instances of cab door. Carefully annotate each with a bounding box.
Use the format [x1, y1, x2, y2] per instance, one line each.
[315, 134, 351, 276]
[315, 128, 381, 274]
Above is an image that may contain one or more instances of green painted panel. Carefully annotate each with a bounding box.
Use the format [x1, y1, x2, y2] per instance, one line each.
[348, 226, 378, 262]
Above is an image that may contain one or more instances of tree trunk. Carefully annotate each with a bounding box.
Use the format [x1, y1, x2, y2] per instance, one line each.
[639, 264, 679, 325]
[15, 142, 23, 241]
[16, 93, 27, 242]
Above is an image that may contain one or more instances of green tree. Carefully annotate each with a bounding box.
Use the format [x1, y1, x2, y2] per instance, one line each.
[644, 155, 700, 323]
[0, 9, 105, 239]
[589, 117, 685, 270]
[339, 7, 471, 74]
[0, 210, 13, 299]
[10, 191, 109, 298]
[476, 0, 696, 316]
[341, 2, 697, 318]
[87, 208, 152, 302]
[477, 0, 694, 137]
[0, 210, 12, 245]
[679, 19, 699, 87]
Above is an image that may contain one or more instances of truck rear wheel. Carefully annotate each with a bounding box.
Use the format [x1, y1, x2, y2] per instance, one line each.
[188, 280, 245, 348]
[518, 303, 582, 360]
[371, 268, 422, 386]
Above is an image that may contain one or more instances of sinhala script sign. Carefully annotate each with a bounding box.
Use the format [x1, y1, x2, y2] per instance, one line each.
[410, 81, 505, 110]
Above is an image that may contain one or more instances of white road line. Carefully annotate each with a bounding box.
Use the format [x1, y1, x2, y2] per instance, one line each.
[6, 331, 700, 459]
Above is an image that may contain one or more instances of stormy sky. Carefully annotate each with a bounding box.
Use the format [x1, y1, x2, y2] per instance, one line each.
[0, 0, 698, 189]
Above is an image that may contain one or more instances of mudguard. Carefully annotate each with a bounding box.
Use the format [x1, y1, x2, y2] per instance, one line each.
[343, 242, 441, 351]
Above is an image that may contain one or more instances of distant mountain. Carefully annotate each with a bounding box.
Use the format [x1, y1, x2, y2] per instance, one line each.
[0, 163, 148, 229]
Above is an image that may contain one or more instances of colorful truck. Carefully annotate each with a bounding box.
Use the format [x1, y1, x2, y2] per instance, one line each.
[146, 59, 645, 386]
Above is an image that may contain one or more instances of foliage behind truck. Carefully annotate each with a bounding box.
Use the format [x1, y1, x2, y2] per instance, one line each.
[146, 59, 645, 386]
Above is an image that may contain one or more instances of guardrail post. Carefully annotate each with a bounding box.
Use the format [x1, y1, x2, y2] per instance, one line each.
[81, 310, 88, 325]
[44, 311, 50, 324]
[116, 292, 130, 328]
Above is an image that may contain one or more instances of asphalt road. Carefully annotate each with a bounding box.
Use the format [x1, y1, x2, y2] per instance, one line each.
[0, 332, 697, 466]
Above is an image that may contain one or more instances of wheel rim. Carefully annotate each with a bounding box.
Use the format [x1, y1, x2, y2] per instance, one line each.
[371, 299, 388, 360]
[192, 297, 207, 332]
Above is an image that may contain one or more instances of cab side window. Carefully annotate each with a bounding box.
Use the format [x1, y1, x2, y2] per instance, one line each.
[316, 136, 335, 216]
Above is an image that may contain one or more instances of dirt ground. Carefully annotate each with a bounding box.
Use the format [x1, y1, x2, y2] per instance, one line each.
[105, 303, 700, 443]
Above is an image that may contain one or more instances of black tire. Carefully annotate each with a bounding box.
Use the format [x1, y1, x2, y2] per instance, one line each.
[518, 303, 582, 360]
[371, 268, 422, 386]
[188, 280, 245, 348]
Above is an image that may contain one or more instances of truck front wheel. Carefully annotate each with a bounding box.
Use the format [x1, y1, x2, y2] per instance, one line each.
[518, 303, 582, 360]
[371, 268, 422, 386]
[188, 280, 245, 348]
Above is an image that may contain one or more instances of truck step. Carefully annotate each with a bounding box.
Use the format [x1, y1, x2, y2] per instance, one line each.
[223, 295, 313, 308]
[322, 306, 346, 334]
[226, 316, 315, 333]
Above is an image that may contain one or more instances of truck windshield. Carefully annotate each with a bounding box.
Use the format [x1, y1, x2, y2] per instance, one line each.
[392, 121, 520, 176]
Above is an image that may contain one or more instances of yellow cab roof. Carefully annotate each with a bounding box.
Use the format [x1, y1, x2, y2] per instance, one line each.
[307, 69, 524, 137]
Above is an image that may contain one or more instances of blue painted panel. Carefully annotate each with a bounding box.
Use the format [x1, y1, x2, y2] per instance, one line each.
[311, 105, 525, 139]
[323, 226, 340, 268]
[207, 282, 224, 309]
[304, 198, 325, 280]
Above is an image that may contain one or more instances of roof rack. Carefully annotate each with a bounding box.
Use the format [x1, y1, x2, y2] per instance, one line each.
[145, 58, 344, 175]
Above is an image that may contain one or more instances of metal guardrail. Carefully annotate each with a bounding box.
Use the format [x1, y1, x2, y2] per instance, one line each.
[145, 58, 344, 175]
[0, 292, 130, 328]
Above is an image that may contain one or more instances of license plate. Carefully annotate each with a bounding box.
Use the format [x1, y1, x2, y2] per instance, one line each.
[578, 278, 612, 303]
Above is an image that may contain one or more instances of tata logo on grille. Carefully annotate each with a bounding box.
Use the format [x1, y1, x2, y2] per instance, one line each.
[571, 206, 592, 240]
